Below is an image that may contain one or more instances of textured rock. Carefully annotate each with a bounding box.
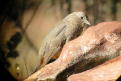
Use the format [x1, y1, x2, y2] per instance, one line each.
[24, 21, 121, 81]
[68, 55, 121, 81]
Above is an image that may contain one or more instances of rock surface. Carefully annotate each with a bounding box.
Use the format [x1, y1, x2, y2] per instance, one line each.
[24, 21, 121, 81]
[68, 55, 121, 81]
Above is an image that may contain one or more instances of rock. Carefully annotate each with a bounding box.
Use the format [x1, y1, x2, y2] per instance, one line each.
[67, 55, 121, 81]
[24, 21, 121, 81]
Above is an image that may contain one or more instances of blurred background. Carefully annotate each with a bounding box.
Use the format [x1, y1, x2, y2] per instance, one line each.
[0, 0, 121, 81]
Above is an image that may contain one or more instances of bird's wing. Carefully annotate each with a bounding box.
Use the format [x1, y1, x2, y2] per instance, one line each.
[39, 39, 62, 67]
[46, 23, 67, 38]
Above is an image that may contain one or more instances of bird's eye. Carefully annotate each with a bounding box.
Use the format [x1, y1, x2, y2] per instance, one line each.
[81, 17, 83, 19]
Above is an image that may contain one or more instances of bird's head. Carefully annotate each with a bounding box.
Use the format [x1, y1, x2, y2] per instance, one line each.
[74, 12, 91, 26]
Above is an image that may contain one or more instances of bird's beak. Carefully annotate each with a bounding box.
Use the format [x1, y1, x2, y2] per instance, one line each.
[84, 19, 91, 25]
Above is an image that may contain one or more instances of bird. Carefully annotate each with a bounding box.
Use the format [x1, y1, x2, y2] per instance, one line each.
[38, 12, 90, 68]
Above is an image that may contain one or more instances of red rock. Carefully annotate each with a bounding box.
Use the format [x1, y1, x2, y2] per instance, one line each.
[24, 21, 121, 81]
[67, 55, 121, 81]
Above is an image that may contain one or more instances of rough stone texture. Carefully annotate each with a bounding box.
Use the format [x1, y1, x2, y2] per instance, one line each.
[24, 21, 121, 81]
[68, 55, 121, 81]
